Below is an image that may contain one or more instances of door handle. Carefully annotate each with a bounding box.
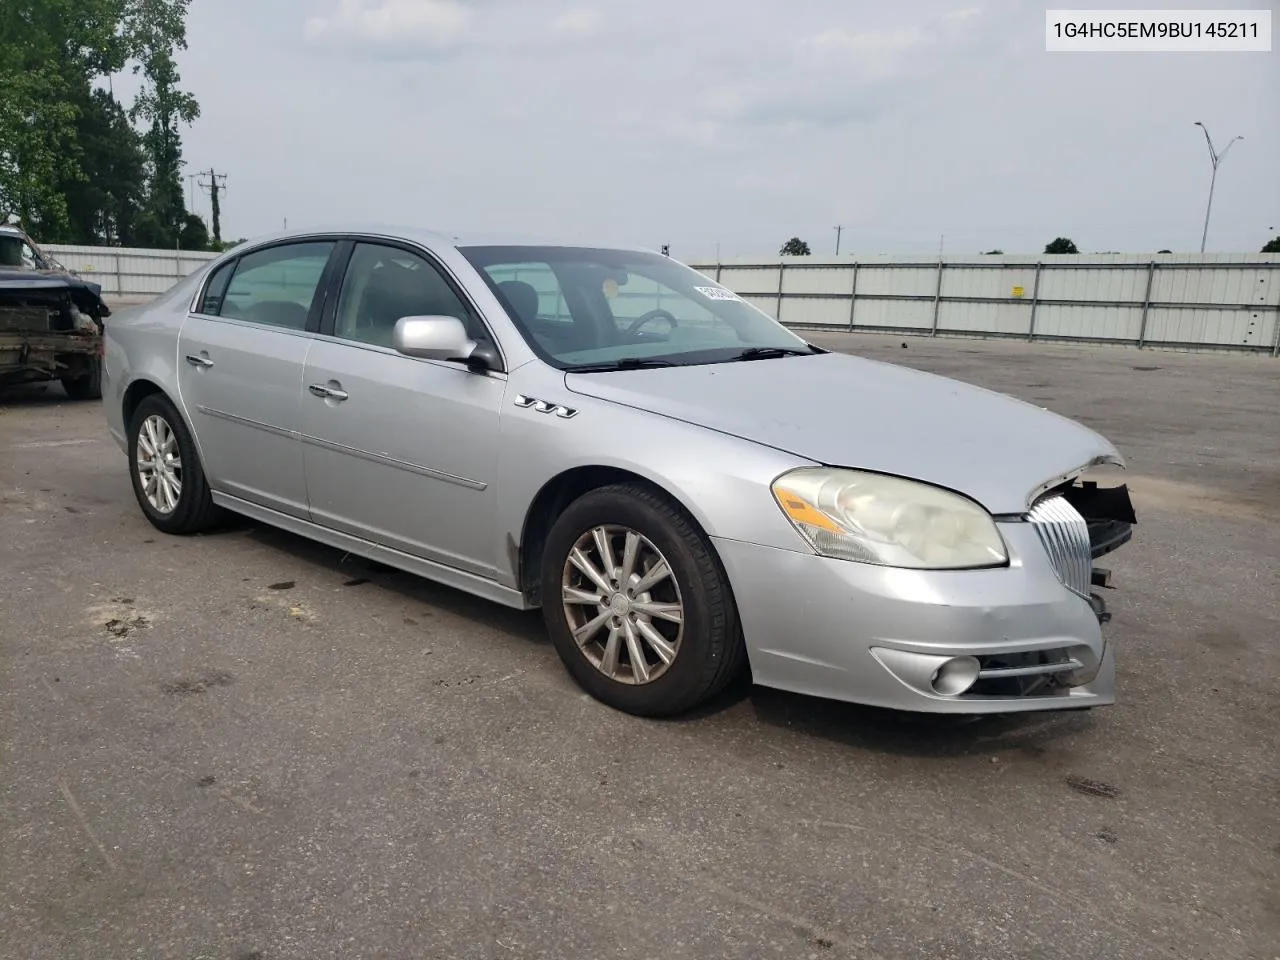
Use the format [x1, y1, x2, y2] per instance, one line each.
[185, 354, 214, 368]
[308, 383, 349, 401]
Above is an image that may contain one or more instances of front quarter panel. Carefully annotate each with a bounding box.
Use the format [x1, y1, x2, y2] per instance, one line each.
[495, 362, 817, 587]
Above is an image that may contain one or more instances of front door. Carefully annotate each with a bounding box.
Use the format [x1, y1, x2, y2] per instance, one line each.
[176, 239, 337, 518]
[299, 240, 507, 579]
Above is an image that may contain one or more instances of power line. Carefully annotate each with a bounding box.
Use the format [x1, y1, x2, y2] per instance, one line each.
[196, 169, 228, 245]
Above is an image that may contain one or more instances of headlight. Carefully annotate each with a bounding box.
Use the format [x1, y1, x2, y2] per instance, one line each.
[771, 468, 1008, 569]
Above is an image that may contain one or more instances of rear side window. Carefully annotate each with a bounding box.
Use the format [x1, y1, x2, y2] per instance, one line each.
[217, 242, 336, 330]
[197, 259, 235, 315]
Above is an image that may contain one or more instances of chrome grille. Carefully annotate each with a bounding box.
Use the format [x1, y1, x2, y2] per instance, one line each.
[1028, 494, 1091, 598]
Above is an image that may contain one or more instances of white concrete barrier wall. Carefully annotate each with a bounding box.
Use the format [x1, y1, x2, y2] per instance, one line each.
[43, 244, 1280, 355]
[44, 244, 220, 298]
[688, 254, 1280, 356]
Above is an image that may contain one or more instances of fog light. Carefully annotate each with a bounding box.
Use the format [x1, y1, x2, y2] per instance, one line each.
[931, 656, 981, 696]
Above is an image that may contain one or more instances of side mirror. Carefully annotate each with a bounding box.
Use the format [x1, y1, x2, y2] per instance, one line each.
[394, 315, 477, 363]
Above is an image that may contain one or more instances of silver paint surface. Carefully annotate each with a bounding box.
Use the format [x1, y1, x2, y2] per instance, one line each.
[103, 225, 1132, 713]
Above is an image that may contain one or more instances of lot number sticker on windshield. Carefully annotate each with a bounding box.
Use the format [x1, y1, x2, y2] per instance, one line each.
[694, 285, 743, 302]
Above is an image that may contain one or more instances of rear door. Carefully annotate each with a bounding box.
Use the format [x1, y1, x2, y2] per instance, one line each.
[176, 239, 339, 518]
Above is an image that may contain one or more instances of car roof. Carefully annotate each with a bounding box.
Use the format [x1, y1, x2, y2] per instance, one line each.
[233, 223, 657, 256]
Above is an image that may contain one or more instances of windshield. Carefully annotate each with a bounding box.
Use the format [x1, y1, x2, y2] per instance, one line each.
[0, 234, 43, 271]
[459, 245, 814, 370]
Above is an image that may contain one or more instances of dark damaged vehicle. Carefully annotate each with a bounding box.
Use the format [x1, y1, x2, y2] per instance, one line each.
[0, 224, 109, 399]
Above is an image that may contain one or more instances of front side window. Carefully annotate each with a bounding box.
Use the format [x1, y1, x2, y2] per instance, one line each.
[217, 241, 335, 330]
[19, 240, 40, 269]
[462, 245, 812, 369]
[333, 242, 491, 350]
[0, 235, 41, 270]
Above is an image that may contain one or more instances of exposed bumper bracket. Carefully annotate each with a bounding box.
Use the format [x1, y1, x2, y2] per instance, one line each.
[1089, 591, 1111, 625]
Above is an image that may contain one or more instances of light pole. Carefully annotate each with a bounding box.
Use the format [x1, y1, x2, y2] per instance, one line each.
[1194, 122, 1243, 253]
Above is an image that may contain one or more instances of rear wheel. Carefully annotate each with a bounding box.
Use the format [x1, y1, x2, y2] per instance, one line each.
[540, 482, 746, 717]
[127, 393, 221, 534]
[61, 357, 102, 400]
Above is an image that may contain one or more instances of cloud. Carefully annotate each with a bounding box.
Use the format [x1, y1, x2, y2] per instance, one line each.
[552, 7, 602, 39]
[804, 25, 930, 65]
[305, 0, 606, 56]
[671, 9, 990, 141]
[304, 0, 472, 50]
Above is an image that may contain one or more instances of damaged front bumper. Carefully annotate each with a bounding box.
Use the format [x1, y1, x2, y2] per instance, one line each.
[711, 478, 1137, 715]
[1074, 479, 1138, 627]
[0, 275, 107, 384]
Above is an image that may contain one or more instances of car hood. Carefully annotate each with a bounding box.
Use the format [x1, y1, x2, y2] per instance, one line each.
[564, 351, 1121, 514]
[0, 269, 110, 318]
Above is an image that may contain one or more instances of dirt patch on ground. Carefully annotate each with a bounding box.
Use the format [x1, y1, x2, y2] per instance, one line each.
[161, 670, 234, 696]
[85, 598, 157, 656]
[0, 486, 55, 514]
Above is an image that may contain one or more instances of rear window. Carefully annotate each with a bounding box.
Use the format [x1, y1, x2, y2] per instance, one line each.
[201, 242, 335, 330]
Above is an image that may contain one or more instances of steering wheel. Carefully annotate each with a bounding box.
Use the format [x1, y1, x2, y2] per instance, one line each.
[625, 308, 679, 339]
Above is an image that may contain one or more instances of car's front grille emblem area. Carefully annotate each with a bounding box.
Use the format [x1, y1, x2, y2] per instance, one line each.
[1028, 494, 1092, 598]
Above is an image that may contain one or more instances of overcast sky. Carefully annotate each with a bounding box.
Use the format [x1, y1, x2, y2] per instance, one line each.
[130, 0, 1277, 258]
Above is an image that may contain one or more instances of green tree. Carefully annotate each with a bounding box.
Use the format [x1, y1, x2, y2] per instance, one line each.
[0, 0, 206, 247]
[780, 237, 811, 256]
[0, 0, 122, 233]
[1044, 237, 1079, 254]
[59, 88, 148, 244]
[127, 1, 201, 248]
[1262, 236, 1280, 253]
[178, 212, 208, 249]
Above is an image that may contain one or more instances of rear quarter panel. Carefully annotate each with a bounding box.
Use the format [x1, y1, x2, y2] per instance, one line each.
[103, 271, 206, 451]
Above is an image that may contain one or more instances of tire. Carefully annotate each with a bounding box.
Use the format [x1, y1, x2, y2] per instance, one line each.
[540, 482, 747, 717]
[61, 357, 103, 401]
[127, 393, 221, 535]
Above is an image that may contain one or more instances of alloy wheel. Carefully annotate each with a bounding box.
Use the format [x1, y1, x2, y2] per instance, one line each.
[561, 525, 685, 685]
[136, 414, 183, 514]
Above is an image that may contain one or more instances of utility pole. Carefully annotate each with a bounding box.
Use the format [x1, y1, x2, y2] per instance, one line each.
[1193, 122, 1243, 253]
[834, 225, 843, 256]
[197, 169, 228, 246]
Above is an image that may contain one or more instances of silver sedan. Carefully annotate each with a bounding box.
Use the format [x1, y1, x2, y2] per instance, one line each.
[103, 227, 1137, 717]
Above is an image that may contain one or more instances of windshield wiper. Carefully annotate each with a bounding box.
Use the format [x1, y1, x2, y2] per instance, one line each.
[729, 346, 818, 361]
[567, 357, 676, 373]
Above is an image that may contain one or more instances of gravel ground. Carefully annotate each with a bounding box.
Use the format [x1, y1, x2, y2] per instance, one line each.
[2, 331, 1277, 960]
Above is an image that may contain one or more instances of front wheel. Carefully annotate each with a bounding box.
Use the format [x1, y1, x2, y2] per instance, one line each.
[540, 482, 746, 717]
[127, 393, 221, 534]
